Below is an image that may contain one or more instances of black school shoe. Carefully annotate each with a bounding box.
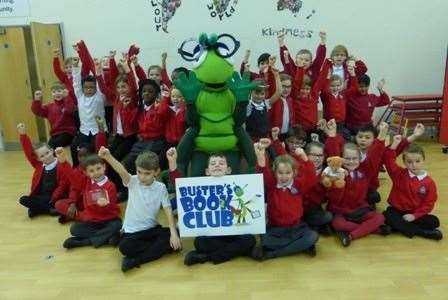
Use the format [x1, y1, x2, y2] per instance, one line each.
[49, 207, 59, 216]
[28, 209, 39, 219]
[63, 237, 91, 249]
[304, 245, 317, 257]
[419, 229, 443, 241]
[121, 257, 140, 272]
[318, 224, 333, 236]
[336, 231, 352, 247]
[249, 246, 266, 261]
[184, 251, 210, 266]
[379, 224, 392, 236]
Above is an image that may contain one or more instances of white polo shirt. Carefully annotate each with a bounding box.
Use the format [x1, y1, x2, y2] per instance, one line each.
[122, 175, 171, 234]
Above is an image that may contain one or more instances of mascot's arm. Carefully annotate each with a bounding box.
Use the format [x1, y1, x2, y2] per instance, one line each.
[173, 72, 203, 104]
[228, 71, 263, 103]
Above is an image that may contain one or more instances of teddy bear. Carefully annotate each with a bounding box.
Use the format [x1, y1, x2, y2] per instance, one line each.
[321, 156, 346, 188]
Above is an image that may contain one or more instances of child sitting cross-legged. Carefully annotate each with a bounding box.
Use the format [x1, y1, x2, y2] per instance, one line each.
[251, 138, 319, 260]
[382, 135, 443, 240]
[61, 153, 122, 250]
[167, 148, 256, 266]
[99, 147, 181, 272]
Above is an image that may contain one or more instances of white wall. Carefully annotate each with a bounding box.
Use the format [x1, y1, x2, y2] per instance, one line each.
[1, 0, 448, 96]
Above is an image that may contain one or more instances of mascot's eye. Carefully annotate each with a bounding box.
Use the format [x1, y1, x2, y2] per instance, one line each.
[215, 34, 240, 58]
[191, 51, 207, 68]
[178, 38, 205, 62]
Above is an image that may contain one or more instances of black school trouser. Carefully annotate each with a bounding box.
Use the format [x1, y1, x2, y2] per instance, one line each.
[70, 132, 96, 166]
[107, 134, 137, 191]
[122, 139, 166, 174]
[70, 218, 122, 247]
[119, 226, 171, 265]
[383, 206, 440, 238]
[261, 222, 318, 258]
[19, 195, 53, 215]
[48, 133, 75, 149]
[194, 235, 256, 264]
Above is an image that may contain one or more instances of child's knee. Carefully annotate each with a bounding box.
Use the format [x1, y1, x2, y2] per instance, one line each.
[331, 216, 345, 229]
[306, 230, 319, 245]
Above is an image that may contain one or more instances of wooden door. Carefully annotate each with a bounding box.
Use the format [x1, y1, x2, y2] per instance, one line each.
[30, 22, 63, 139]
[30, 22, 63, 102]
[0, 27, 38, 146]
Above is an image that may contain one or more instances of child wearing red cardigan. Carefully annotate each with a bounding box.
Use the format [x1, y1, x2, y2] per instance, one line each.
[31, 85, 77, 148]
[157, 88, 186, 147]
[329, 45, 368, 81]
[269, 73, 294, 140]
[320, 59, 359, 135]
[383, 136, 443, 240]
[346, 75, 390, 135]
[290, 57, 328, 134]
[278, 31, 327, 84]
[17, 123, 71, 218]
[122, 79, 166, 174]
[62, 154, 122, 249]
[325, 123, 426, 209]
[323, 121, 390, 247]
[251, 139, 319, 260]
[54, 130, 107, 223]
[270, 127, 333, 234]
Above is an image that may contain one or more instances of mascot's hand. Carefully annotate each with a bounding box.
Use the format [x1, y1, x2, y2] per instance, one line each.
[228, 71, 262, 103]
[173, 72, 203, 104]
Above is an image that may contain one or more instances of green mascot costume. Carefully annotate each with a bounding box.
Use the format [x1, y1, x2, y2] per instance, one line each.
[174, 33, 260, 176]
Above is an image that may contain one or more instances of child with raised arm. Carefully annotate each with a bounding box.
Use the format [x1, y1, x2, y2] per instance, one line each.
[251, 139, 319, 260]
[245, 59, 282, 140]
[69, 41, 106, 166]
[167, 148, 256, 265]
[325, 122, 426, 208]
[31, 85, 76, 148]
[319, 59, 358, 135]
[270, 127, 333, 234]
[17, 123, 71, 218]
[122, 79, 166, 174]
[345, 76, 390, 136]
[99, 147, 181, 272]
[289, 54, 328, 135]
[323, 122, 390, 247]
[240, 49, 271, 81]
[62, 154, 122, 250]
[157, 87, 186, 148]
[383, 136, 443, 240]
[269, 73, 294, 140]
[278, 31, 326, 83]
[329, 45, 367, 81]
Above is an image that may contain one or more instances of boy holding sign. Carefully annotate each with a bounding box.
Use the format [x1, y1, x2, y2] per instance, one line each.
[166, 148, 256, 265]
[99, 147, 181, 272]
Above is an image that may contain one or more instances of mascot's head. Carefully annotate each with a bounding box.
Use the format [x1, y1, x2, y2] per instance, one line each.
[178, 33, 239, 86]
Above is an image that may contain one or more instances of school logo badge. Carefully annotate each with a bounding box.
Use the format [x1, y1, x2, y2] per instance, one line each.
[175, 174, 266, 237]
[207, 0, 238, 20]
[418, 186, 427, 195]
[150, 0, 182, 33]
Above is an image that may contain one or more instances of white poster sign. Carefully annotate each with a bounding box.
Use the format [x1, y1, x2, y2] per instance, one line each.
[175, 174, 266, 237]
